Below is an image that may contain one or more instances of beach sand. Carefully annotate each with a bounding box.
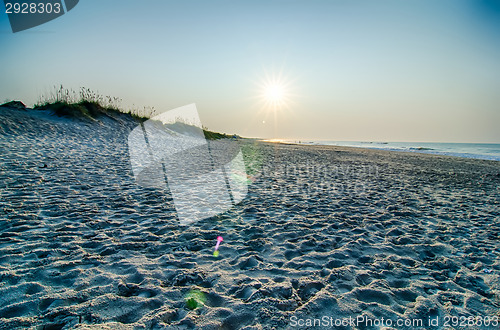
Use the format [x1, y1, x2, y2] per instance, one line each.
[0, 106, 499, 329]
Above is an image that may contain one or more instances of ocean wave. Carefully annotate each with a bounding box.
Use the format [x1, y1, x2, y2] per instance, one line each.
[409, 147, 434, 151]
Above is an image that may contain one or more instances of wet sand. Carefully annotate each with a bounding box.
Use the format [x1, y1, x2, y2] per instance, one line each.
[0, 106, 499, 329]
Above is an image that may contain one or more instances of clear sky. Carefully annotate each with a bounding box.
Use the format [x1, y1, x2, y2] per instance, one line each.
[1, 0, 499, 142]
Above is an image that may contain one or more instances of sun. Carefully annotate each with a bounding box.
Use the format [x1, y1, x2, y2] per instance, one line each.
[264, 84, 285, 104]
[251, 67, 297, 137]
[258, 72, 293, 110]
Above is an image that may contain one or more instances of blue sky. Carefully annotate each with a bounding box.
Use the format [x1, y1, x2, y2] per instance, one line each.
[1, 0, 499, 142]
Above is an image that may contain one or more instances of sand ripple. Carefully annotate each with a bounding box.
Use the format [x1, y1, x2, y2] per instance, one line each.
[0, 107, 499, 329]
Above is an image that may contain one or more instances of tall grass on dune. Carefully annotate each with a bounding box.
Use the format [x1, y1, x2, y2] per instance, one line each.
[36, 85, 122, 110]
[32, 85, 238, 140]
[34, 85, 153, 120]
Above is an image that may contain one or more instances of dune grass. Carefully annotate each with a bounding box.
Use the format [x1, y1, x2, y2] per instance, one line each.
[32, 85, 239, 140]
[34, 85, 148, 121]
[203, 129, 233, 140]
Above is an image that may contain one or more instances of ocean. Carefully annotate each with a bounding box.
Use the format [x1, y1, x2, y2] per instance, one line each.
[292, 141, 500, 161]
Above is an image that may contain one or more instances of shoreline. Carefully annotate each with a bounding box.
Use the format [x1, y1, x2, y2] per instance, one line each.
[259, 139, 500, 166]
[261, 139, 500, 162]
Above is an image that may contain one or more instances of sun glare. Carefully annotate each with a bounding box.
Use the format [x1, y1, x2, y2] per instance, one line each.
[251, 68, 297, 136]
[264, 84, 285, 104]
[258, 72, 294, 111]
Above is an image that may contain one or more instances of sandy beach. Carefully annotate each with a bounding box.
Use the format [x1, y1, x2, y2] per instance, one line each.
[0, 105, 499, 329]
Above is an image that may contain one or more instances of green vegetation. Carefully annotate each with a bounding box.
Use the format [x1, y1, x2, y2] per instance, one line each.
[32, 85, 139, 121]
[203, 129, 234, 140]
[34, 85, 148, 121]
[35, 100, 114, 120]
[31, 85, 241, 139]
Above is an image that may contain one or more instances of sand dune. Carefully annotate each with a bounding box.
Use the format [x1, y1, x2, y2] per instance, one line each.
[0, 105, 499, 329]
